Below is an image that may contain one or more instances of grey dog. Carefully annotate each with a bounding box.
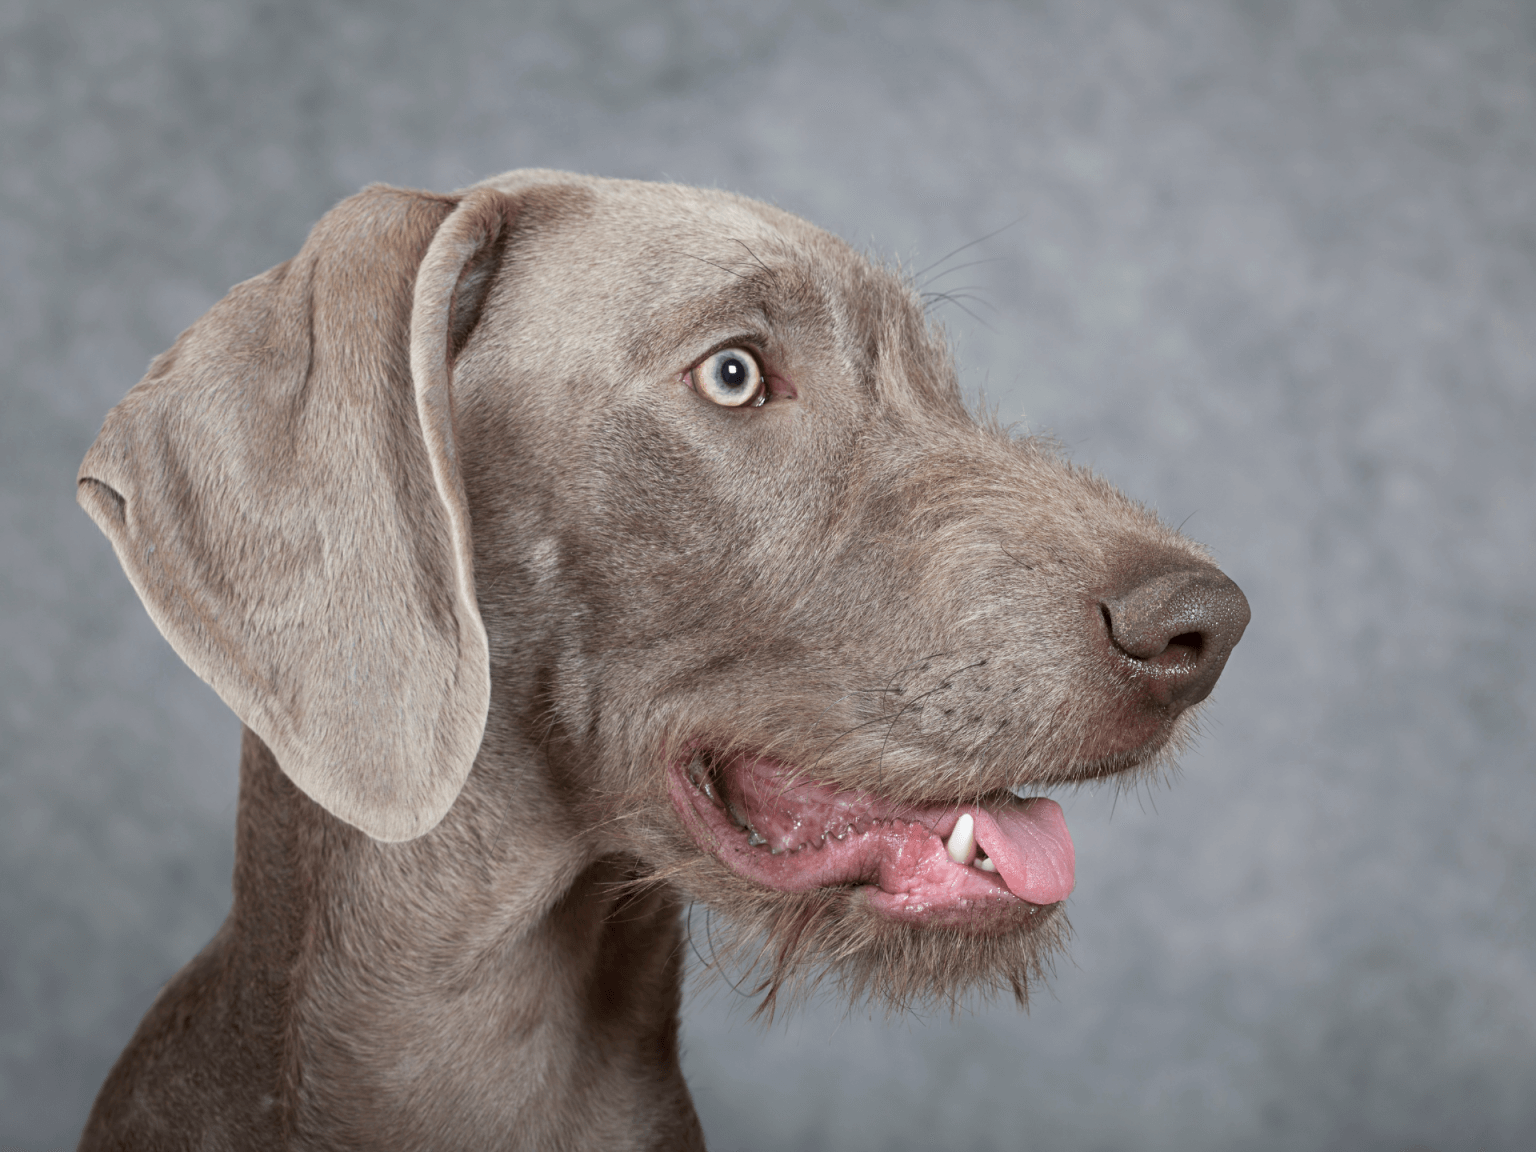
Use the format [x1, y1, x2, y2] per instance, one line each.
[75, 170, 1249, 1149]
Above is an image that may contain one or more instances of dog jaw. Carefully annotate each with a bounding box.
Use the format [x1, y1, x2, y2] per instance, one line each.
[669, 749, 1073, 926]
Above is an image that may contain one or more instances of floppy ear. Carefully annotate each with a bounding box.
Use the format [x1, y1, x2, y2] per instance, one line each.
[78, 184, 514, 841]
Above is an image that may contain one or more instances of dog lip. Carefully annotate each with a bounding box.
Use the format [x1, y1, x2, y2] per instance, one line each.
[667, 750, 1076, 922]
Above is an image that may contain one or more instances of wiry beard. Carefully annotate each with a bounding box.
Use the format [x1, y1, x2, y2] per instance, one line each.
[588, 676, 1201, 1021]
[628, 836, 1070, 1020]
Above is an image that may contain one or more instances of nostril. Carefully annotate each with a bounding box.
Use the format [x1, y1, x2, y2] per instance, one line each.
[1168, 631, 1203, 656]
[1100, 565, 1250, 708]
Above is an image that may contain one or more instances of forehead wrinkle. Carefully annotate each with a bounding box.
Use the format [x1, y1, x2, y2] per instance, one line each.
[625, 221, 905, 402]
[631, 255, 825, 374]
[855, 262, 963, 411]
[627, 282, 773, 376]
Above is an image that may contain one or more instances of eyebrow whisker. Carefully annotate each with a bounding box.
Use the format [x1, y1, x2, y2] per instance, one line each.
[732, 238, 772, 274]
[686, 252, 750, 279]
[917, 257, 1006, 291]
[910, 218, 1022, 281]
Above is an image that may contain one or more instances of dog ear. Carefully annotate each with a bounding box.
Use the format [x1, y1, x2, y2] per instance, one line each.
[78, 184, 515, 841]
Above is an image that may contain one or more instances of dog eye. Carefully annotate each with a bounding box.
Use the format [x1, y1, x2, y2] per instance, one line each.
[692, 348, 765, 408]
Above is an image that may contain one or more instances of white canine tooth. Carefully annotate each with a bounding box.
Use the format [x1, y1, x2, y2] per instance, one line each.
[747, 829, 767, 847]
[946, 812, 975, 864]
[688, 754, 715, 800]
[976, 855, 996, 872]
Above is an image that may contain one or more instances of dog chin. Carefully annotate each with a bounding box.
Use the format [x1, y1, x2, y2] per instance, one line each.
[666, 843, 1070, 1014]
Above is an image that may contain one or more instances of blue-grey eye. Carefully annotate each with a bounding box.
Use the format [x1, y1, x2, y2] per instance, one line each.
[694, 348, 764, 408]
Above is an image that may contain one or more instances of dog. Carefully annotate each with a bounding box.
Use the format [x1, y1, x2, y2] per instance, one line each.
[74, 169, 1249, 1149]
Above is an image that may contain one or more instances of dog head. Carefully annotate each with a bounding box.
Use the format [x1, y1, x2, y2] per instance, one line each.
[80, 170, 1248, 1011]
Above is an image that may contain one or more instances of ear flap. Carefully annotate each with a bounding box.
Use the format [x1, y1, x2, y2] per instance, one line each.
[78, 184, 514, 841]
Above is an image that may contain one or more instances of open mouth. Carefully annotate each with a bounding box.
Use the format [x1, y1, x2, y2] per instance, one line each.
[668, 749, 1075, 930]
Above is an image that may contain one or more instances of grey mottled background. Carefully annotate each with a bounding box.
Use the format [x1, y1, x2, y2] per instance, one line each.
[2, 1, 1533, 1148]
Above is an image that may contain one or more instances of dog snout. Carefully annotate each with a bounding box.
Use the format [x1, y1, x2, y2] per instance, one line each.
[1100, 567, 1251, 711]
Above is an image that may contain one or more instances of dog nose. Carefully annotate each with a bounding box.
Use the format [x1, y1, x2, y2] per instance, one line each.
[1100, 567, 1251, 711]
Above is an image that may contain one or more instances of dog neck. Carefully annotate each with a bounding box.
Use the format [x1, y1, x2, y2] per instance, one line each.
[81, 726, 706, 1150]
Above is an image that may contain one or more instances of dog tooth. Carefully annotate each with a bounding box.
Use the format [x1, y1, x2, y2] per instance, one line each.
[688, 753, 716, 801]
[945, 812, 975, 864]
[976, 855, 996, 872]
[747, 829, 767, 847]
[725, 799, 750, 829]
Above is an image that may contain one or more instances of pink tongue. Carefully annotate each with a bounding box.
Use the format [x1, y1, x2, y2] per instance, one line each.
[971, 800, 1075, 904]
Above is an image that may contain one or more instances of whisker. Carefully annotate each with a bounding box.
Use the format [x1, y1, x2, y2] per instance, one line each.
[732, 238, 772, 274]
[910, 218, 1022, 281]
[686, 252, 748, 279]
[921, 292, 996, 330]
[916, 256, 1006, 291]
[919, 285, 996, 304]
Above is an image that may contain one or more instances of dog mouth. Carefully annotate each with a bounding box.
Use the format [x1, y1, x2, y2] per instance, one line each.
[667, 749, 1075, 930]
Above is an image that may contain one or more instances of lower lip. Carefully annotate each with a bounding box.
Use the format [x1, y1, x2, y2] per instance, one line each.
[667, 758, 1056, 932]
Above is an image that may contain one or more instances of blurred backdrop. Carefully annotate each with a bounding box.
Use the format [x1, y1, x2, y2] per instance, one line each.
[2, 1, 1533, 1148]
